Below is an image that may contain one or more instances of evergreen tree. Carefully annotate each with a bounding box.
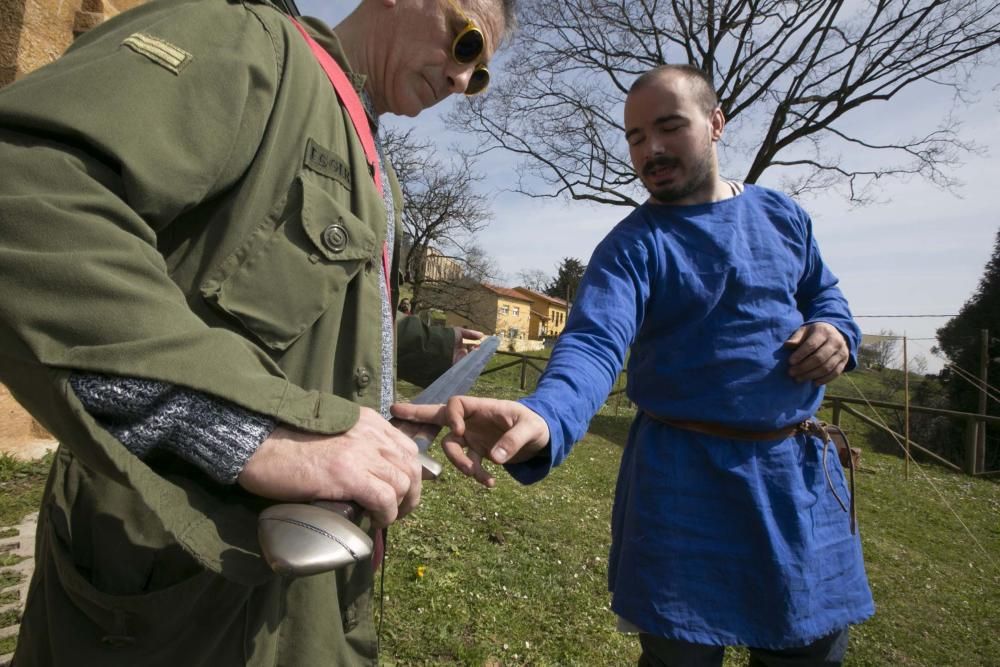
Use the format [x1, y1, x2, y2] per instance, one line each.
[936, 229, 1000, 468]
[545, 258, 586, 303]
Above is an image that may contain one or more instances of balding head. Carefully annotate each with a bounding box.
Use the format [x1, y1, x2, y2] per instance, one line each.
[623, 64, 726, 206]
[629, 65, 718, 116]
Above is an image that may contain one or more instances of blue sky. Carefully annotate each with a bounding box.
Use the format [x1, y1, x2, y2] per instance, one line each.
[301, 1, 1000, 372]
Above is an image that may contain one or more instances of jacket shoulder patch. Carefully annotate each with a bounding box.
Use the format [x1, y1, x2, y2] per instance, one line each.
[122, 33, 193, 75]
[304, 139, 352, 190]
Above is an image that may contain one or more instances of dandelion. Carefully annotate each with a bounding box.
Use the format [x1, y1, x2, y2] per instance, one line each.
[416, 565, 426, 579]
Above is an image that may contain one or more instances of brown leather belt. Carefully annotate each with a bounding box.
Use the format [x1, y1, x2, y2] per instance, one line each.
[644, 416, 806, 442]
[645, 413, 857, 534]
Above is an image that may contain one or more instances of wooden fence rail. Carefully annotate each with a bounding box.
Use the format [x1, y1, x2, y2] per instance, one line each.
[480, 351, 558, 390]
[824, 394, 1000, 476]
[479, 354, 996, 476]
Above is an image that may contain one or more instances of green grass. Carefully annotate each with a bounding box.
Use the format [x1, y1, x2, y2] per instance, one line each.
[2, 366, 997, 665]
[379, 418, 636, 666]
[381, 367, 999, 666]
[0, 568, 21, 592]
[0, 452, 51, 529]
[379, 404, 1000, 666]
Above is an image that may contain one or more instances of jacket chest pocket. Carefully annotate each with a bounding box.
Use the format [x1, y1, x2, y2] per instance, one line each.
[201, 174, 378, 351]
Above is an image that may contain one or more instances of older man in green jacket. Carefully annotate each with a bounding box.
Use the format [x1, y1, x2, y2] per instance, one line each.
[0, 0, 514, 664]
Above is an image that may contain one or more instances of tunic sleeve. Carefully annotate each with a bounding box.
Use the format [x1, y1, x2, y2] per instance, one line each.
[795, 210, 862, 370]
[509, 221, 653, 484]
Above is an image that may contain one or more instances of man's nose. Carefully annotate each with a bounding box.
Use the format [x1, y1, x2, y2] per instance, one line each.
[646, 133, 667, 156]
[445, 61, 476, 95]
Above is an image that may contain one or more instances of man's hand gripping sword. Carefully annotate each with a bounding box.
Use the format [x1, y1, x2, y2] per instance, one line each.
[257, 336, 499, 576]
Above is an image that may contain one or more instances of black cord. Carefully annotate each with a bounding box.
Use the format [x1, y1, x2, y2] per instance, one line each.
[376, 527, 387, 651]
[273, 0, 301, 17]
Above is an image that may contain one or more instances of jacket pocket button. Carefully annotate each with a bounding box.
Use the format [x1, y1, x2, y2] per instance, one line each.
[355, 367, 371, 394]
[322, 223, 349, 253]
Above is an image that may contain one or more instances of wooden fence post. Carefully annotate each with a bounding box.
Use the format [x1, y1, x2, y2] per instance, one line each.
[519, 356, 527, 391]
[965, 417, 979, 475]
[977, 329, 988, 473]
[831, 398, 842, 427]
[904, 334, 910, 480]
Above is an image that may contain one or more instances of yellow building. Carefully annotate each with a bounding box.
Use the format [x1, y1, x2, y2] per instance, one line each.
[411, 246, 463, 283]
[512, 287, 569, 339]
[444, 283, 533, 341]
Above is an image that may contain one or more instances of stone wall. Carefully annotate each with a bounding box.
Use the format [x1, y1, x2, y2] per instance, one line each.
[0, 0, 147, 455]
[1, 0, 145, 86]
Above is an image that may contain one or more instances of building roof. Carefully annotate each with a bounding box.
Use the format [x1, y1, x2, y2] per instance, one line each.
[482, 283, 533, 303]
[512, 286, 568, 308]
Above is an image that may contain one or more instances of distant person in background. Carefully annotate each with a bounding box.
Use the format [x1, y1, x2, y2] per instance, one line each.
[395, 64, 873, 667]
[0, 0, 515, 664]
[398, 298, 413, 315]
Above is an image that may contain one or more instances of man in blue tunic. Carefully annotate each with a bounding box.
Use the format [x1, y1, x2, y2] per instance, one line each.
[394, 64, 874, 666]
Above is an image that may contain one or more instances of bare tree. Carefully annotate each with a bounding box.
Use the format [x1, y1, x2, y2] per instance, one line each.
[908, 354, 929, 376]
[420, 246, 506, 330]
[382, 127, 499, 316]
[859, 329, 900, 370]
[451, 0, 1000, 207]
[516, 268, 551, 292]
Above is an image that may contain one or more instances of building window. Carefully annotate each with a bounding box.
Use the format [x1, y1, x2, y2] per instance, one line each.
[513, 306, 520, 316]
[508, 327, 519, 339]
[499, 304, 509, 315]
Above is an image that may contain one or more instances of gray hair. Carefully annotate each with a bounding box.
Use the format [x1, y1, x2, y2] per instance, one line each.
[499, 0, 517, 32]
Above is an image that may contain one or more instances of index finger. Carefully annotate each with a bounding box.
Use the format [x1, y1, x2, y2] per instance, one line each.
[391, 402, 449, 426]
[787, 330, 823, 365]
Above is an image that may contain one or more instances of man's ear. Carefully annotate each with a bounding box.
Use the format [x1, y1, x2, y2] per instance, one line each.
[710, 107, 726, 142]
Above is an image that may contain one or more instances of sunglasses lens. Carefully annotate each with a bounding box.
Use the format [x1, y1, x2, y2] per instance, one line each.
[466, 67, 489, 95]
[453, 28, 484, 64]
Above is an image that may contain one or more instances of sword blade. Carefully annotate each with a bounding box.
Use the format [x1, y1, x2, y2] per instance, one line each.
[399, 336, 500, 454]
[411, 335, 500, 405]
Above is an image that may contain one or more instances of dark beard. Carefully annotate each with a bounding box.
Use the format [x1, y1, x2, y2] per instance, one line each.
[644, 146, 714, 203]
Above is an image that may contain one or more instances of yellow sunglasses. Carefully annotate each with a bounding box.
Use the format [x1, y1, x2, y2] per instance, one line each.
[445, 0, 490, 95]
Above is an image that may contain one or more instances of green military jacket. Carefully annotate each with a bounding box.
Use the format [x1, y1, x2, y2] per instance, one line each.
[0, 0, 454, 663]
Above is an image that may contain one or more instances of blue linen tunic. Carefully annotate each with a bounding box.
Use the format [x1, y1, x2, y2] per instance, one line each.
[510, 185, 875, 648]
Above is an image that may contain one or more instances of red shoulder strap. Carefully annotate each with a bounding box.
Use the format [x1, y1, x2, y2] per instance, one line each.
[289, 18, 383, 196]
[289, 19, 395, 569]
